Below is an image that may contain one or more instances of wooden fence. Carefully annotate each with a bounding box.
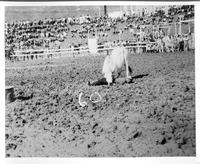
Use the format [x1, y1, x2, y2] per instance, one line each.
[11, 41, 157, 61]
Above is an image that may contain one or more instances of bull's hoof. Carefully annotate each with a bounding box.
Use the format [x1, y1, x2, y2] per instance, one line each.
[126, 78, 132, 83]
[126, 76, 132, 83]
[115, 78, 126, 84]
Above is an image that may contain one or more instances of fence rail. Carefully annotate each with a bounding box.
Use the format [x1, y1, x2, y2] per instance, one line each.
[11, 42, 157, 60]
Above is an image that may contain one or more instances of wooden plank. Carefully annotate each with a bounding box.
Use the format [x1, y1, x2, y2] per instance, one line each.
[5, 86, 15, 104]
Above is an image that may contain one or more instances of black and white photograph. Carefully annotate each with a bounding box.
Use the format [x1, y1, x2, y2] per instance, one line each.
[3, 1, 198, 160]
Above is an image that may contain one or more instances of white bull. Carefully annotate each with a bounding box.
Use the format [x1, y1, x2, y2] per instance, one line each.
[102, 46, 131, 85]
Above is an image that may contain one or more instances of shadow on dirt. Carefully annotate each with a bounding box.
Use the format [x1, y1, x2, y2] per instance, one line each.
[89, 74, 149, 86]
[16, 95, 33, 101]
[132, 74, 149, 79]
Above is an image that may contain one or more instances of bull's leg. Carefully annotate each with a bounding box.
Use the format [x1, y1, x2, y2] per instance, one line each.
[124, 55, 131, 79]
[114, 67, 123, 78]
[128, 66, 132, 74]
[115, 65, 132, 79]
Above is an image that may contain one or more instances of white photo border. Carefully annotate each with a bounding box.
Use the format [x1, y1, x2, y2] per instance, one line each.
[1, 1, 199, 164]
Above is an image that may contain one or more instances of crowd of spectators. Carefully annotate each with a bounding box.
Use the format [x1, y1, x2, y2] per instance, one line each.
[5, 5, 194, 58]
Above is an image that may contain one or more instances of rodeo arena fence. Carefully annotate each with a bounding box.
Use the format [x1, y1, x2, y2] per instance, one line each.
[8, 19, 194, 61]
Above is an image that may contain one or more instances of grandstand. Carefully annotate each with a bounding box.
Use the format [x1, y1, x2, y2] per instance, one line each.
[5, 5, 194, 60]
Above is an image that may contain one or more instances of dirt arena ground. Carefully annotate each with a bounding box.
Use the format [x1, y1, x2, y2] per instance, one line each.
[5, 51, 195, 157]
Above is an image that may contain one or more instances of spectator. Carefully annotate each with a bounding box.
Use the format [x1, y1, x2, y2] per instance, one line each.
[5, 5, 194, 58]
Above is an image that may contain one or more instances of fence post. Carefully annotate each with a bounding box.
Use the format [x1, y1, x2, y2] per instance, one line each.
[152, 25, 154, 38]
[88, 37, 98, 54]
[175, 23, 177, 35]
[168, 25, 170, 35]
[189, 21, 191, 34]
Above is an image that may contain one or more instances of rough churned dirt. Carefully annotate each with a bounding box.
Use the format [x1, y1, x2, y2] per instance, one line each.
[5, 51, 195, 157]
